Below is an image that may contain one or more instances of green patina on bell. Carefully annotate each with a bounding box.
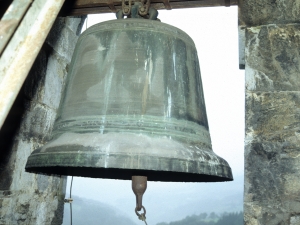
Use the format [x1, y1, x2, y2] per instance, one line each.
[25, 19, 233, 182]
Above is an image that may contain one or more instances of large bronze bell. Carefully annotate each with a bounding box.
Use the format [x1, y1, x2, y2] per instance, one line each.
[26, 19, 233, 182]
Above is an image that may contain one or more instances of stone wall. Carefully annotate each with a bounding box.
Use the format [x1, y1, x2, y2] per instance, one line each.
[0, 16, 85, 225]
[239, 0, 300, 26]
[240, 1, 300, 224]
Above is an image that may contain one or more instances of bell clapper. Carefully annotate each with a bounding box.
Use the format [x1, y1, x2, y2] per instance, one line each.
[132, 176, 148, 224]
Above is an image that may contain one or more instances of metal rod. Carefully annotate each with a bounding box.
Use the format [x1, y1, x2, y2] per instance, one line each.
[70, 201, 73, 225]
[0, 0, 65, 129]
[70, 176, 73, 199]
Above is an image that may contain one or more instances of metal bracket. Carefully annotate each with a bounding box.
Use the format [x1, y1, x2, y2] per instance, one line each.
[163, 0, 171, 10]
[107, 0, 117, 12]
[225, 0, 230, 7]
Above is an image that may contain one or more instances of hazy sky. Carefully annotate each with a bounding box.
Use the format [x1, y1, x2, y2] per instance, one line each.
[64, 6, 245, 225]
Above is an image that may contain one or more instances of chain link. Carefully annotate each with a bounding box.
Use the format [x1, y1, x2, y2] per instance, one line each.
[117, 0, 158, 20]
[135, 206, 148, 225]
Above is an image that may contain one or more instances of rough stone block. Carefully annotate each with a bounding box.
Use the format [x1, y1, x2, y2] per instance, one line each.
[244, 200, 290, 225]
[244, 141, 300, 224]
[46, 20, 79, 64]
[239, 0, 300, 26]
[18, 101, 57, 142]
[246, 91, 300, 142]
[65, 16, 86, 35]
[0, 197, 12, 224]
[25, 52, 68, 110]
[10, 140, 35, 190]
[244, 203, 261, 225]
[245, 209, 289, 225]
[245, 24, 300, 92]
[291, 216, 300, 225]
[288, 200, 300, 212]
[245, 142, 289, 204]
[23, 48, 47, 101]
[0, 140, 17, 190]
[43, 54, 67, 109]
[0, 138, 67, 225]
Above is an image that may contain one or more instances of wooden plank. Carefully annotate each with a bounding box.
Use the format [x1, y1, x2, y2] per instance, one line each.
[0, 0, 32, 55]
[0, 0, 65, 129]
[66, 0, 237, 15]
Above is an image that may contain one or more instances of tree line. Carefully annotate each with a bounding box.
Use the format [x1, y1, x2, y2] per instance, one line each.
[157, 211, 243, 225]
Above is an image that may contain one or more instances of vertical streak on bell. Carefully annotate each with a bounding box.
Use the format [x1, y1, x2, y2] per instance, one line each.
[25, 19, 233, 182]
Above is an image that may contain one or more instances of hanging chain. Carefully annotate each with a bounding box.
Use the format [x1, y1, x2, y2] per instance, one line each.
[135, 206, 148, 225]
[138, 0, 150, 16]
[117, 0, 158, 20]
[122, 0, 132, 16]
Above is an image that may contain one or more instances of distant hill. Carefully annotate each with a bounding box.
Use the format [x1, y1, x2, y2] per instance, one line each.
[62, 195, 138, 225]
[143, 174, 244, 224]
[156, 211, 243, 225]
[64, 174, 244, 224]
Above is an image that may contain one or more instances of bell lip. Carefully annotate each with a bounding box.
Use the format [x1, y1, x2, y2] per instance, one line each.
[25, 145, 233, 182]
[25, 166, 233, 182]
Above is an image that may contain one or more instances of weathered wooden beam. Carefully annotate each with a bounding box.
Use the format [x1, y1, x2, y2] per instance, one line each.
[0, 0, 65, 129]
[0, 0, 32, 55]
[63, 0, 237, 15]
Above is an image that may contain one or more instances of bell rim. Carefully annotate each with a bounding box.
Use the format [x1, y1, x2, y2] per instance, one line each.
[26, 166, 233, 182]
[26, 143, 233, 182]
